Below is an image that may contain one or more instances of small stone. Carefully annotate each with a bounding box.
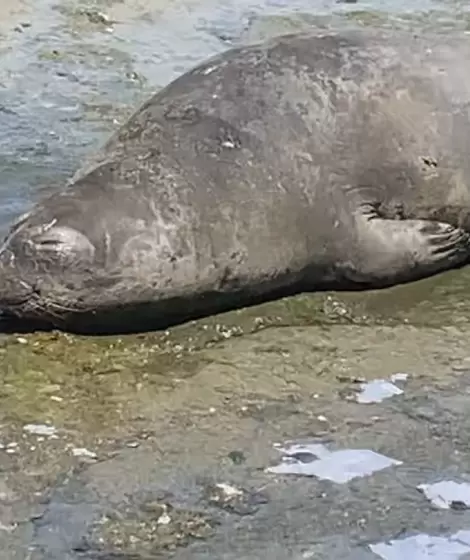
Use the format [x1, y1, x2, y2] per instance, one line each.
[24, 423, 57, 437]
[156, 504, 171, 525]
[390, 372, 409, 382]
[81, 9, 111, 25]
[215, 483, 243, 498]
[71, 448, 97, 460]
[228, 450, 246, 465]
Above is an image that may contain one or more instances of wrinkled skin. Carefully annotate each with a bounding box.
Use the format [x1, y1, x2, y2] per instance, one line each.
[1, 28, 470, 334]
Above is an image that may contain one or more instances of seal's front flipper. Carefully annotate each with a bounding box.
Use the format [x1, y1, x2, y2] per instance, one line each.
[345, 208, 470, 287]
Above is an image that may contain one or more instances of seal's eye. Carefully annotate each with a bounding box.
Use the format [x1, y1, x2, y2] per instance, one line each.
[30, 226, 96, 267]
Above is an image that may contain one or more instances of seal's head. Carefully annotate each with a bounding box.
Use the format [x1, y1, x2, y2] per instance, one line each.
[0, 212, 96, 325]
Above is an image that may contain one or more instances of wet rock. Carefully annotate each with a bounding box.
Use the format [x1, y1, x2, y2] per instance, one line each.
[237, 394, 301, 422]
[5, 442, 19, 454]
[23, 423, 57, 437]
[322, 295, 363, 323]
[0, 477, 17, 504]
[336, 375, 366, 384]
[227, 450, 246, 465]
[71, 447, 98, 461]
[203, 482, 268, 516]
[78, 9, 112, 26]
[13, 22, 31, 33]
[88, 500, 215, 556]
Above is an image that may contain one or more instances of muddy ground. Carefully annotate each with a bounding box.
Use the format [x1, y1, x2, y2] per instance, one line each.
[2, 0, 470, 559]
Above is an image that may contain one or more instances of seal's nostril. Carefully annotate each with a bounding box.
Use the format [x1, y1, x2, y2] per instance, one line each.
[420, 155, 438, 168]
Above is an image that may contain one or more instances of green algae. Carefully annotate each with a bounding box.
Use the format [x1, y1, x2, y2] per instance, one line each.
[0, 292, 341, 444]
[343, 9, 391, 27]
[2, 263, 470, 434]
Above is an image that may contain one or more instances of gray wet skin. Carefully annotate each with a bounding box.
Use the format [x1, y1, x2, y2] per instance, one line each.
[1, 28, 470, 334]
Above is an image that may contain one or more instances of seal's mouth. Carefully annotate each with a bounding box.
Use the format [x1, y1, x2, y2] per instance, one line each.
[0, 277, 48, 333]
[0, 279, 34, 308]
[0, 250, 35, 309]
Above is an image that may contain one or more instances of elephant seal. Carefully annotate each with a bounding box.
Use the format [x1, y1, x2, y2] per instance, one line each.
[1, 28, 470, 334]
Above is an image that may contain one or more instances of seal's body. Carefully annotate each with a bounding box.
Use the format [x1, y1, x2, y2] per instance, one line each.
[2, 29, 470, 334]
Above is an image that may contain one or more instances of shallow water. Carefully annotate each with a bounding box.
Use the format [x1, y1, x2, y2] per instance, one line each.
[2, 0, 470, 558]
